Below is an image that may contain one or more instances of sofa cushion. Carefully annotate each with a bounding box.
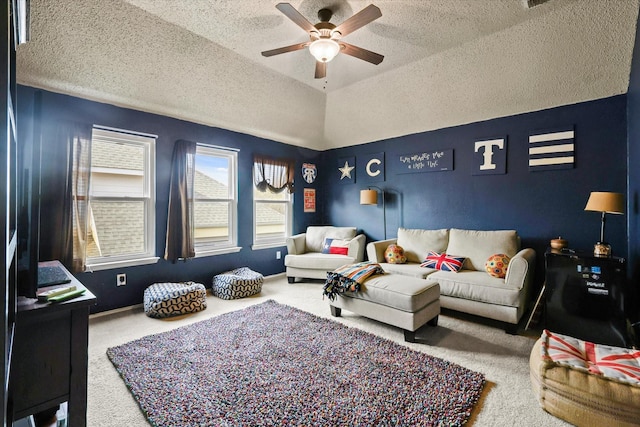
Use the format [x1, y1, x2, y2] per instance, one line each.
[485, 253, 511, 278]
[345, 273, 441, 313]
[420, 251, 465, 272]
[285, 253, 357, 270]
[322, 238, 350, 255]
[540, 329, 640, 385]
[306, 226, 356, 253]
[446, 229, 519, 271]
[428, 270, 521, 307]
[530, 336, 640, 427]
[397, 228, 449, 263]
[379, 262, 437, 279]
[384, 244, 407, 264]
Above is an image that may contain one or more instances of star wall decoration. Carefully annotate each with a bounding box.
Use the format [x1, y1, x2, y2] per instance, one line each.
[339, 159, 355, 180]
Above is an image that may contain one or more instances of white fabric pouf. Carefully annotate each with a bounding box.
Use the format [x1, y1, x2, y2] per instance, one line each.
[212, 267, 263, 300]
[143, 281, 207, 318]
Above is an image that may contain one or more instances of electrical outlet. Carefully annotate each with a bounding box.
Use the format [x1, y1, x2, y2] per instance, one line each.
[276, 251, 281, 260]
[117, 273, 126, 286]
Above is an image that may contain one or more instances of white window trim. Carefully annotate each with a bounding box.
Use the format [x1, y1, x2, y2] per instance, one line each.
[251, 242, 286, 251]
[85, 256, 160, 272]
[85, 127, 156, 271]
[193, 144, 238, 256]
[191, 246, 242, 259]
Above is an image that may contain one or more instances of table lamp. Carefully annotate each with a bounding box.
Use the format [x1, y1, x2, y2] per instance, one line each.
[584, 191, 624, 257]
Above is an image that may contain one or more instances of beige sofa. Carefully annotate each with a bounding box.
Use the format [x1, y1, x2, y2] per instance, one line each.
[367, 228, 536, 331]
[285, 226, 366, 283]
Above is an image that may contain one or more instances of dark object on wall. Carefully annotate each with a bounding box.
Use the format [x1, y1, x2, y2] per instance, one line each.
[473, 137, 506, 175]
[528, 128, 575, 172]
[396, 149, 453, 174]
[544, 249, 630, 347]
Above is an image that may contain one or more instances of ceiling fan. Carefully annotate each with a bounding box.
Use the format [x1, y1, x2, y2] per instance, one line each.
[261, 3, 384, 79]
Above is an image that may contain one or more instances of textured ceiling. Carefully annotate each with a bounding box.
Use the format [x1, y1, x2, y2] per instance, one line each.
[16, 0, 640, 150]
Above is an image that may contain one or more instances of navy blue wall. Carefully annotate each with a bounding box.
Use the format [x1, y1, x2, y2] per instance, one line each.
[322, 96, 628, 290]
[17, 86, 324, 312]
[16, 86, 630, 312]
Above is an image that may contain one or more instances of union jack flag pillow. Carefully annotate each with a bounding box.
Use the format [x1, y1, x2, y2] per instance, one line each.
[541, 329, 640, 385]
[420, 251, 466, 272]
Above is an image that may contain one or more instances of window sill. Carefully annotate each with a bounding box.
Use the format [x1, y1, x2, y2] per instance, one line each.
[85, 256, 160, 272]
[194, 246, 242, 258]
[252, 242, 287, 251]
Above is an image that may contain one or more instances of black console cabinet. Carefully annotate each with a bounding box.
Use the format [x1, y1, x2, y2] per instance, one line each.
[9, 261, 96, 426]
[544, 249, 629, 347]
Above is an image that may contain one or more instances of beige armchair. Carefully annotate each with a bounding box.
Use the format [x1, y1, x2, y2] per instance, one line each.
[285, 226, 366, 283]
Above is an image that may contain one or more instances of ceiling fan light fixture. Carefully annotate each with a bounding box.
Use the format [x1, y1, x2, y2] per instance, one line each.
[309, 38, 340, 63]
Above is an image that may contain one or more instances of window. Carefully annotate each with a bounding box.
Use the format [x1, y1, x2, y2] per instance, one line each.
[253, 187, 292, 248]
[193, 145, 239, 255]
[83, 127, 157, 270]
[253, 158, 293, 249]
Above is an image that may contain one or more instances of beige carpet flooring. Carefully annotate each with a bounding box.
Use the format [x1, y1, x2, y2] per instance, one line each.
[88, 275, 568, 426]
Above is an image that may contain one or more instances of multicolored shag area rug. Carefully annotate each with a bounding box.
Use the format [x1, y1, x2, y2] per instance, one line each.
[107, 300, 485, 426]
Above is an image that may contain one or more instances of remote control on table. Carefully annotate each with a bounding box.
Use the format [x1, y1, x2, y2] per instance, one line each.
[37, 285, 77, 302]
[48, 288, 86, 303]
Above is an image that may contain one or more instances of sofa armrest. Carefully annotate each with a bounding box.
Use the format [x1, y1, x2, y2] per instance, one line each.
[348, 234, 367, 262]
[286, 233, 307, 255]
[505, 248, 536, 291]
[366, 238, 398, 262]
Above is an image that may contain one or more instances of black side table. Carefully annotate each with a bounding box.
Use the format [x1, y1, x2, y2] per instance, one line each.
[544, 249, 629, 347]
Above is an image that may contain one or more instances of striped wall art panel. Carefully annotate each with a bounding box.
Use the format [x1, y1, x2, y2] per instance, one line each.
[528, 128, 574, 171]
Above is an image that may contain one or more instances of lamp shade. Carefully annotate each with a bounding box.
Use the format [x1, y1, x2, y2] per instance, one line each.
[360, 189, 378, 205]
[584, 192, 624, 214]
[309, 39, 340, 63]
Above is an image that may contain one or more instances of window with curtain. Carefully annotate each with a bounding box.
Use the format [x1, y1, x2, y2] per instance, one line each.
[41, 123, 93, 273]
[79, 127, 157, 270]
[193, 144, 239, 255]
[252, 156, 294, 249]
[165, 141, 239, 261]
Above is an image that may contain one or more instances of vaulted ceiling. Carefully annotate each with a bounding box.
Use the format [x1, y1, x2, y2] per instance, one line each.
[16, 0, 639, 150]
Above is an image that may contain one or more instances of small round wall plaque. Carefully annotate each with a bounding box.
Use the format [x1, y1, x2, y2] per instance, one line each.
[302, 163, 317, 184]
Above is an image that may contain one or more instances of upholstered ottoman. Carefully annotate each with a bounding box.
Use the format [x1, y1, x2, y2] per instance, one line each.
[212, 267, 264, 300]
[329, 272, 440, 342]
[143, 282, 207, 318]
[530, 330, 640, 427]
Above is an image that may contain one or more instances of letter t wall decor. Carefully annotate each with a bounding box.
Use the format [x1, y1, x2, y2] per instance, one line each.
[473, 137, 507, 175]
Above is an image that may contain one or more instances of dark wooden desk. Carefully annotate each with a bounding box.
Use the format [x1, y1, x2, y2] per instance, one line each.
[9, 261, 96, 426]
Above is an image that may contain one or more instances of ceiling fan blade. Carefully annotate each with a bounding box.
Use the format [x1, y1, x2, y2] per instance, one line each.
[340, 42, 384, 65]
[315, 61, 326, 79]
[261, 42, 309, 57]
[333, 4, 382, 37]
[276, 3, 316, 33]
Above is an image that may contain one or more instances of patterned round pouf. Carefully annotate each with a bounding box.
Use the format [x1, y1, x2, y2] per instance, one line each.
[212, 267, 264, 300]
[143, 281, 207, 318]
